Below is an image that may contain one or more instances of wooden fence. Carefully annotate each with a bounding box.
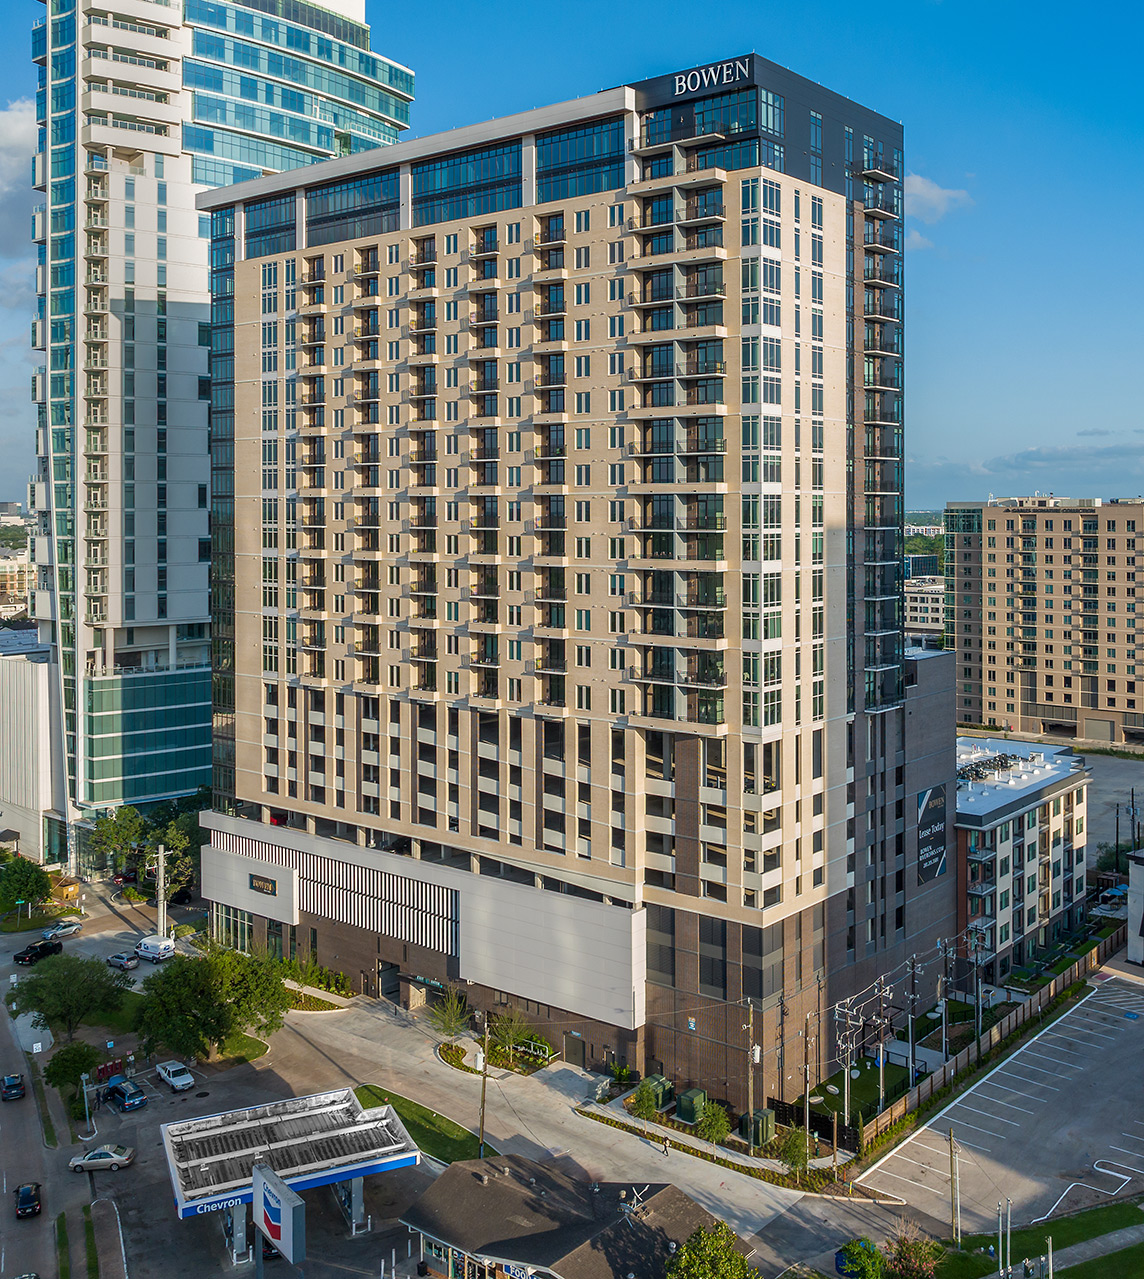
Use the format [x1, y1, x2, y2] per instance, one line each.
[858, 925, 1128, 1151]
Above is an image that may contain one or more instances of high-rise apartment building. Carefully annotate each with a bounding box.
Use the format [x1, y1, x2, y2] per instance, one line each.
[946, 496, 1144, 743]
[27, 0, 412, 862]
[198, 55, 957, 1105]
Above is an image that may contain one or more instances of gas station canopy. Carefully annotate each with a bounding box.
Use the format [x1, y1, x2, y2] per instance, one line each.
[161, 1087, 420, 1219]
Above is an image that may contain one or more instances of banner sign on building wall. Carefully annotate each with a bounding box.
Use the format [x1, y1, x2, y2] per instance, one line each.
[917, 784, 948, 884]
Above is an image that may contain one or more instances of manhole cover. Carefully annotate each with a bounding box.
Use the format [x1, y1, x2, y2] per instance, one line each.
[196, 1091, 210, 1098]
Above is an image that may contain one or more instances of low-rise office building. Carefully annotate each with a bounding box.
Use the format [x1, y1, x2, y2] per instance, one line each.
[954, 737, 1089, 982]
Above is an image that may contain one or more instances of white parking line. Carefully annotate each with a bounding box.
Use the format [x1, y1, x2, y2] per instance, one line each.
[1019, 1048, 1079, 1067]
[1000, 1062, 1062, 1082]
[1034, 1036, 1090, 1056]
[950, 1101, 1021, 1126]
[1119, 1132, 1144, 1144]
[883, 1151, 951, 1177]
[982, 1079, 1045, 1099]
[867, 1168, 946, 1196]
[936, 1116, 1004, 1138]
[1047, 1023, 1117, 1041]
[974, 1092, 1036, 1114]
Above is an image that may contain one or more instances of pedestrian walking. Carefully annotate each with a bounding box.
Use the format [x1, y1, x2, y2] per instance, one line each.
[662, 1138, 670, 1157]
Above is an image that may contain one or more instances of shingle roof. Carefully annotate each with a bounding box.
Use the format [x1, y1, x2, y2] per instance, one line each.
[401, 1155, 749, 1279]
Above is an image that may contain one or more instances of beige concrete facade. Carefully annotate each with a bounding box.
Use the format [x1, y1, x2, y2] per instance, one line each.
[947, 497, 1144, 743]
[199, 66, 957, 1105]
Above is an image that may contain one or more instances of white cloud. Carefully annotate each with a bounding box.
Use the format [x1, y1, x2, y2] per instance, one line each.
[905, 228, 933, 251]
[904, 173, 973, 225]
[0, 98, 37, 260]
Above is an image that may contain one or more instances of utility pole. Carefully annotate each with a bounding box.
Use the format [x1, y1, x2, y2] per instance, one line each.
[906, 954, 919, 1084]
[156, 842, 167, 938]
[972, 928, 984, 1047]
[477, 1020, 490, 1158]
[745, 1001, 756, 1158]
[998, 1202, 1003, 1279]
[875, 978, 887, 1113]
[1006, 1198, 1011, 1278]
[1046, 1236, 1053, 1279]
[948, 1129, 961, 1246]
[803, 1011, 812, 1170]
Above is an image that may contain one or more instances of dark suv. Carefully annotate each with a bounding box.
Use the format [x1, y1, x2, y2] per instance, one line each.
[14, 939, 63, 965]
[14, 1183, 41, 1218]
[2, 1074, 25, 1101]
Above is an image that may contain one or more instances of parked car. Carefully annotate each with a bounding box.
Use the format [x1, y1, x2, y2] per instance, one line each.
[68, 1144, 135, 1173]
[156, 1061, 195, 1092]
[106, 952, 139, 971]
[112, 869, 137, 885]
[14, 1183, 41, 1218]
[2, 1073, 26, 1101]
[14, 939, 62, 965]
[262, 1237, 281, 1260]
[41, 919, 83, 941]
[102, 1077, 147, 1112]
[170, 886, 195, 906]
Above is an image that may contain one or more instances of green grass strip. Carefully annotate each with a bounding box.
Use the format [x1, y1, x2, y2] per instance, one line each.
[28, 1059, 58, 1148]
[355, 1084, 495, 1162]
[940, 1197, 1144, 1277]
[56, 1211, 71, 1279]
[1058, 1239, 1144, 1277]
[83, 1203, 99, 1279]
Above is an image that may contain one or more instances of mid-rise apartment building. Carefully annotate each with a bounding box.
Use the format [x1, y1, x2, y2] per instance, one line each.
[946, 497, 1144, 742]
[954, 737, 1089, 982]
[198, 55, 958, 1105]
[27, 0, 411, 862]
[904, 575, 944, 639]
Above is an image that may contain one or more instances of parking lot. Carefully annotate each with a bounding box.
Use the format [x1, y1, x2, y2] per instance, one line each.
[858, 976, 1144, 1229]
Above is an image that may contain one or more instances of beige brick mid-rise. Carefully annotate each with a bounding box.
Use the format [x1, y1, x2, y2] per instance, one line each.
[947, 496, 1144, 744]
[200, 55, 957, 1107]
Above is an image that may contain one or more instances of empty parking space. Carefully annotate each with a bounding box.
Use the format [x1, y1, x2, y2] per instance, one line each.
[858, 976, 1144, 1230]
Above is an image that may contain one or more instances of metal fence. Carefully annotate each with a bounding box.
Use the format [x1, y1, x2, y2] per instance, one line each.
[855, 925, 1128, 1152]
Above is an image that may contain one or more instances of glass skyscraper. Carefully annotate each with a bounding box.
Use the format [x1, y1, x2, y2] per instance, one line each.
[28, 0, 411, 864]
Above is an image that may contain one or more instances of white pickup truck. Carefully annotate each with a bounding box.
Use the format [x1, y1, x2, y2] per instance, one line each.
[155, 1061, 196, 1092]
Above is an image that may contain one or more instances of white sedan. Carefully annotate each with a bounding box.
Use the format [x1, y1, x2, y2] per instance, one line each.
[155, 1061, 196, 1092]
[69, 1144, 135, 1172]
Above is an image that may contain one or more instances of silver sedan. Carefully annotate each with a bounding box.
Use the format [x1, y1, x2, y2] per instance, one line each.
[68, 1144, 136, 1173]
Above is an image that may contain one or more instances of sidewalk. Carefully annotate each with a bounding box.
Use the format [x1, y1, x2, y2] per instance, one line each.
[266, 996, 806, 1243]
[1054, 1219, 1144, 1271]
[585, 1092, 852, 1175]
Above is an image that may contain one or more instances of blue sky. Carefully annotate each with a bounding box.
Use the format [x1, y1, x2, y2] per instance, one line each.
[1, 0, 1140, 509]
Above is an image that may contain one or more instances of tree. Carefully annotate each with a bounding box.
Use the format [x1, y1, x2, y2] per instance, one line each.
[629, 1078, 659, 1134]
[838, 1238, 886, 1279]
[137, 954, 234, 1059]
[89, 806, 146, 872]
[44, 1042, 101, 1096]
[427, 984, 470, 1042]
[145, 820, 195, 901]
[696, 1100, 731, 1153]
[6, 954, 131, 1042]
[210, 948, 292, 1040]
[666, 1223, 751, 1279]
[490, 1005, 534, 1066]
[776, 1124, 810, 1186]
[0, 857, 53, 915]
[884, 1220, 941, 1279]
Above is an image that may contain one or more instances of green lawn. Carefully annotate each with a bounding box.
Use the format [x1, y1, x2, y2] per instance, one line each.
[81, 990, 145, 1037]
[214, 1030, 269, 1067]
[1, 907, 71, 933]
[355, 1084, 495, 1162]
[812, 1057, 909, 1121]
[1059, 1240, 1144, 1277]
[939, 1198, 1144, 1277]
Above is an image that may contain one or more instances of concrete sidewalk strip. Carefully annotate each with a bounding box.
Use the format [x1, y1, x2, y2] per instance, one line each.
[1055, 1218, 1144, 1271]
[91, 1198, 129, 1279]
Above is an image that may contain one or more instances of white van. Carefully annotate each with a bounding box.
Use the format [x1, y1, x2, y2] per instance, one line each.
[134, 934, 175, 963]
